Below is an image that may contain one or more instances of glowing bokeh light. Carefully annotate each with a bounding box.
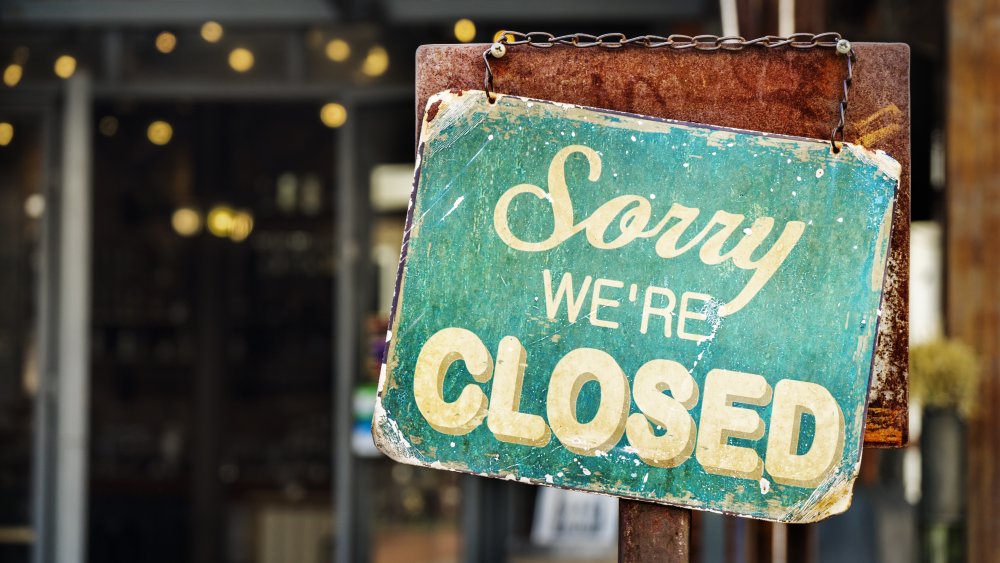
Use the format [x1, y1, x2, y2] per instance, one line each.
[207, 205, 236, 238]
[361, 45, 389, 77]
[229, 210, 254, 242]
[325, 39, 351, 62]
[454, 19, 476, 43]
[54, 55, 77, 79]
[201, 21, 224, 43]
[3, 64, 23, 87]
[171, 207, 202, 237]
[0, 123, 13, 146]
[228, 48, 254, 72]
[24, 194, 45, 219]
[155, 31, 177, 54]
[147, 120, 173, 145]
[320, 102, 347, 128]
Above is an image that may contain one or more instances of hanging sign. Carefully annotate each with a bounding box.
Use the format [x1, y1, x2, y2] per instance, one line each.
[373, 90, 899, 523]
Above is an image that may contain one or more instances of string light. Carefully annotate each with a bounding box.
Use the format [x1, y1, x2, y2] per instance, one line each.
[228, 48, 254, 72]
[3, 64, 22, 87]
[201, 21, 223, 43]
[54, 55, 76, 79]
[361, 45, 389, 77]
[320, 102, 347, 128]
[454, 19, 476, 43]
[147, 120, 173, 145]
[207, 205, 235, 237]
[0, 123, 13, 146]
[325, 39, 351, 62]
[155, 31, 177, 54]
[206, 205, 253, 241]
[229, 210, 254, 242]
[171, 207, 202, 237]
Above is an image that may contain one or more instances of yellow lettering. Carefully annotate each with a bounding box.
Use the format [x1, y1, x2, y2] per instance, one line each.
[651, 204, 705, 258]
[582, 196, 652, 249]
[487, 336, 552, 447]
[413, 327, 492, 435]
[543, 269, 592, 323]
[707, 218, 806, 316]
[641, 286, 676, 337]
[493, 145, 599, 251]
[625, 360, 698, 467]
[696, 369, 772, 480]
[678, 292, 715, 342]
[493, 145, 808, 316]
[547, 348, 630, 456]
[765, 379, 845, 488]
[589, 278, 623, 329]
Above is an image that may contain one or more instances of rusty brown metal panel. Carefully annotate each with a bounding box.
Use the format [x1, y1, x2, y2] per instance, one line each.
[619, 500, 690, 562]
[415, 42, 910, 447]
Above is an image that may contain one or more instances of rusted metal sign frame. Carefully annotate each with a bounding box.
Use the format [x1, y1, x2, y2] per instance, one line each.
[414, 42, 910, 448]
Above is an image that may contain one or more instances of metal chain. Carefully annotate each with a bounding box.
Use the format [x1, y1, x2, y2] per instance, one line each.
[483, 31, 857, 152]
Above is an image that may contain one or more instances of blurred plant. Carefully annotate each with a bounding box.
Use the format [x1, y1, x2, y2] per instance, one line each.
[909, 338, 981, 416]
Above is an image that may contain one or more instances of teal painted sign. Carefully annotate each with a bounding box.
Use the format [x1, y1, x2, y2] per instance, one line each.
[373, 90, 899, 523]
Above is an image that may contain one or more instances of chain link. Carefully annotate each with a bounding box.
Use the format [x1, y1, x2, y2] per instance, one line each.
[483, 32, 856, 152]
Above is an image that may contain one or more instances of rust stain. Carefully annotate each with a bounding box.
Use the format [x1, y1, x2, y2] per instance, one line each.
[426, 99, 442, 122]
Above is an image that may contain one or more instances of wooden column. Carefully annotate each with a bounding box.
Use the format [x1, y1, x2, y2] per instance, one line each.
[947, 1, 1000, 562]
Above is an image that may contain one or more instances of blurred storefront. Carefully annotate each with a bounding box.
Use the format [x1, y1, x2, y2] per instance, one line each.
[0, 1, 977, 562]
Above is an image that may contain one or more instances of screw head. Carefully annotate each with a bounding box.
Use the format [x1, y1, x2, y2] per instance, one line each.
[836, 39, 852, 55]
[490, 42, 507, 58]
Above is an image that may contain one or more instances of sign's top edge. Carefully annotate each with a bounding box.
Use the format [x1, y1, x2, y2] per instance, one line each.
[420, 88, 901, 182]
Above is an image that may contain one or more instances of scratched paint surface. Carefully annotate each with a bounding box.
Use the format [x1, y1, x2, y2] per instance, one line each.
[373, 90, 899, 523]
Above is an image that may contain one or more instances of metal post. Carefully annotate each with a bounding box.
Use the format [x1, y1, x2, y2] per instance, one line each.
[461, 477, 509, 563]
[54, 72, 93, 563]
[334, 100, 359, 563]
[618, 501, 690, 563]
[191, 237, 224, 560]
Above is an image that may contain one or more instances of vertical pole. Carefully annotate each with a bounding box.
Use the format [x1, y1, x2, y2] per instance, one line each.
[32, 101, 60, 563]
[191, 239, 223, 563]
[777, 0, 795, 36]
[461, 477, 509, 563]
[719, 0, 739, 37]
[948, 1, 1000, 561]
[618, 501, 690, 563]
[55, 72, 92, 563]
[785, 523, 816, 563]
[190, 106, 226, 563]
[334, 101, 358, 563]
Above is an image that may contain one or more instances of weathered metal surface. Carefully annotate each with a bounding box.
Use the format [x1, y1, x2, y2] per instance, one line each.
[415, 43, 910, 447]
[619, 500, 690, 562]
[374, 90, 899, 522]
